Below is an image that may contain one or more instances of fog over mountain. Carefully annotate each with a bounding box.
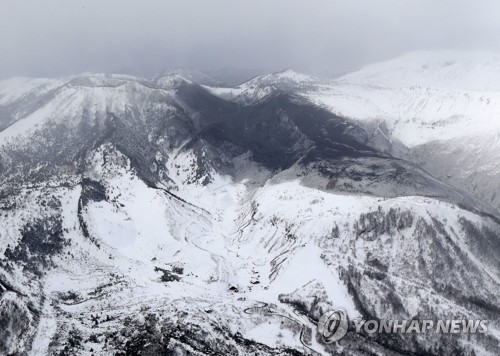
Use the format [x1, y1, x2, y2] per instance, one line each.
[2, 0, 500, 79]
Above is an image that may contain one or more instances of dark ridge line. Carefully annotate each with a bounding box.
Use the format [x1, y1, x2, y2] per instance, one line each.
[147, 182, 212, 217]
[0, 277, 26, 297]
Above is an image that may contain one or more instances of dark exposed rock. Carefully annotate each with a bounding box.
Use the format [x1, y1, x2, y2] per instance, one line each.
[154, 267, 181, 283]
[355, 207, 414, 241]
[4, 216, 67, 275]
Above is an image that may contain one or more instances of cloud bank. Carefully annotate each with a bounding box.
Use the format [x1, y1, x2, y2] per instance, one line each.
[1, 0, 499, 78]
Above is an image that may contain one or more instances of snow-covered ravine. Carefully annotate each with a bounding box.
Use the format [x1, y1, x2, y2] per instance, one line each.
[2, 149, 498, 354]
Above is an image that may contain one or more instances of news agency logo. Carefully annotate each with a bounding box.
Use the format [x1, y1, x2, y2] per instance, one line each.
[318, 310, 488, 343]
[317, 310, 349, 343]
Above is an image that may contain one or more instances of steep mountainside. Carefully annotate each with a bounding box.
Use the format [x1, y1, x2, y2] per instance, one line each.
[0, 67, 499, 355]
[207, 51, 500, 213]
[308, 51, 500, 212]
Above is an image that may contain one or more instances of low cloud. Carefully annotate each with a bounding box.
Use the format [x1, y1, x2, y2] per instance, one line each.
[1, 0, 499, 78]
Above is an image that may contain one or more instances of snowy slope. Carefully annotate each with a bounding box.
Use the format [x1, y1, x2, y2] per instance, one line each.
[303, 51, 500, 212]
[0, 77, 65, 106]
[302, 51, 500, 146]
[338, 51, 500, 91]
[2, 150, 498, 355]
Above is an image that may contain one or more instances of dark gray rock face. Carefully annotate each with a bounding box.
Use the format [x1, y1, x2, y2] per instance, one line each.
[0, 293, 34, 355]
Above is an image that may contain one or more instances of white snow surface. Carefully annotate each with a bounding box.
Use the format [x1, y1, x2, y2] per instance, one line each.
[302, 51, 500, 147]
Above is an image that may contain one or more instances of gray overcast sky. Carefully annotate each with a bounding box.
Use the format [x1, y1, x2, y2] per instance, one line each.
[1, 0, 500, 79]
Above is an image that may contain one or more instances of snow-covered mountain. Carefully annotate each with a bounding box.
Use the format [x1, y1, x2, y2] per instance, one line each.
[307, 51, 500, 145]
[205, 69, 320, 105]
[337, 51, 500, 90]
[0, 56, 499, 355]
[207, 51, 500, 213]
[318, 52, 500, 216]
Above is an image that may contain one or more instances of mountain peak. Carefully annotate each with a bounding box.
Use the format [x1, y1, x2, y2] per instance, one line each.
[241, 69, 317, 89]
[154, 69, 220, 87]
